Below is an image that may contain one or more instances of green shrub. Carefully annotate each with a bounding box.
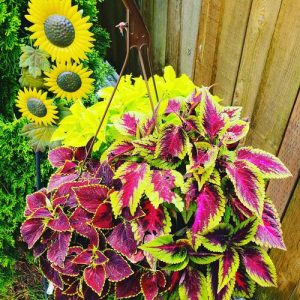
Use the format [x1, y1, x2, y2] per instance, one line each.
[0, 118, 53, 296]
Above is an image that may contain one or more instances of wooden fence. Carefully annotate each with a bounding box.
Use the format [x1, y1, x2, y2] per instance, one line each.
[99, 1, 300, 298]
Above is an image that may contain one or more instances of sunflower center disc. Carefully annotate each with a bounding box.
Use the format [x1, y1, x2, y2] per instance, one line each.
[57, 71, 82, 92]
[44, 14, 75, 47]
[27, 98, 47, 117]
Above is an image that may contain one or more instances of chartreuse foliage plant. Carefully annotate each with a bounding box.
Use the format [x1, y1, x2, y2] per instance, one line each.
[51, 66, 196, 148]
[21, 74, 291, 299]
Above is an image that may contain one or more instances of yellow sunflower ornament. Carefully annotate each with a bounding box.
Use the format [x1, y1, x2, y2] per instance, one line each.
[45, 62, 94, 101]
[16, 88, 58, 126]
[26, 0, 94, 63]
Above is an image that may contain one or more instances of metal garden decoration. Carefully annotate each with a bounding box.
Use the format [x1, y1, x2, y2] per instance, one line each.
[20, 0, 291, 299]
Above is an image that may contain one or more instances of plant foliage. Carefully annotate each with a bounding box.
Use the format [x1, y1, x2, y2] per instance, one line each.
[21, 72, 290, 299]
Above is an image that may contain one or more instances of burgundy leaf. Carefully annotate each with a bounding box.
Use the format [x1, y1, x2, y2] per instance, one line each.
[122, 206, 145, 222]
[60, 161, 78, 174]
[192, 184, 225, 235]
[21, 218, 45, 249]
[26, 191, 47, 214]
[29, 207, 52, 219]
[52, 255, 80, 277]
[93, 250, 108, 265]
[69, 208, 99, 247]
[96, 162, 114, 187]
[234, 268, 255, 298]
[48, 207, 71, 232]
[226, 160, 265, 216]
[104, 250, 133, 282]
[52, 195, 68, 209]
[107, 222, 137, 260]
[54, 180, 89, 208]
[40, 257, 63, 289]
[92, 202, 114, 229]
[48, 147, 74, 167]
[255, 200, 286, 250]
[48, 173, 79, 191]
[73, 249, 93, 265]
[115, 273, 142, 299]
[47, 231, 72, 267]
[106, 139, 135, 161]
[132, 201, 167, 241]
[141, 271, 166, 300]
[84, 265, 106, 295]
[74, 184, 108, 213]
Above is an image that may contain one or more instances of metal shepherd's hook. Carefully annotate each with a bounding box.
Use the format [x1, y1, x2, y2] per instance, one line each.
[84, 0, 159, 163]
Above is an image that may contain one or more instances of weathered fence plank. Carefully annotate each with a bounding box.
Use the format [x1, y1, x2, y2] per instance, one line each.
[267, 92, 300, 216]
[245, 0, 300, 154]
[212, 0, 252, 105]
[232, 0, 282, 120]
[193, 0, 223, 86]
[178, 0, 202, 77]
[165, 0, 182, 73]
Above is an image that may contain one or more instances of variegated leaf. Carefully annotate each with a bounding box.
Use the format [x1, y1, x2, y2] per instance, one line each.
[145, 169, 184, 210]
[255, 200, 286, 250]
[178, 268, 208, 300]
[192, 184, 225, 235]
[237, 147, 291, 179]
[242, 246, 277, 287]
[111, 162, 150, 216]
[226, 160, 265, 216]
[218, 248, 239, 292]
[222, 120, 249, 145]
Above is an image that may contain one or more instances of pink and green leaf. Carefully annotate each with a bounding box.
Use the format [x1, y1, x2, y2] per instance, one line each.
[242, 246, 277, 287]
[145, 169, 184, 210]
[222, 120, 249, 145]
[114, 112, 140, 136]
[198, 90, 226, 141]
[231, 217, 258, 246]
[110, 162, 150, 216]
[189, 251, 222, 265]
[139, 235, 187, 264]
[201, 223, 233, 252]
[221, 106, 242, 121]
[234, 268, 256, 299]
[255, 199, 286, 250]
[102, 138, 134, 162]
[218, 248, 239, 292]
[226, 160, 265, 216]
[192, 184, 225, 235]
[237, 147, 291, 179]
[207, 262, 235, 300]
[178, 268, 208, 300]
[156, 124, 188, 160]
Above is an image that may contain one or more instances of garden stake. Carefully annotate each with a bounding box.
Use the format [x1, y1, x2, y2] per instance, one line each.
[34, 151, 48, 300]
[84, 0, 159, 164]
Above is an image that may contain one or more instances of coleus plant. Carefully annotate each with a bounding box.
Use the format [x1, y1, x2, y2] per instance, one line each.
[21, 85, 291, 300]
